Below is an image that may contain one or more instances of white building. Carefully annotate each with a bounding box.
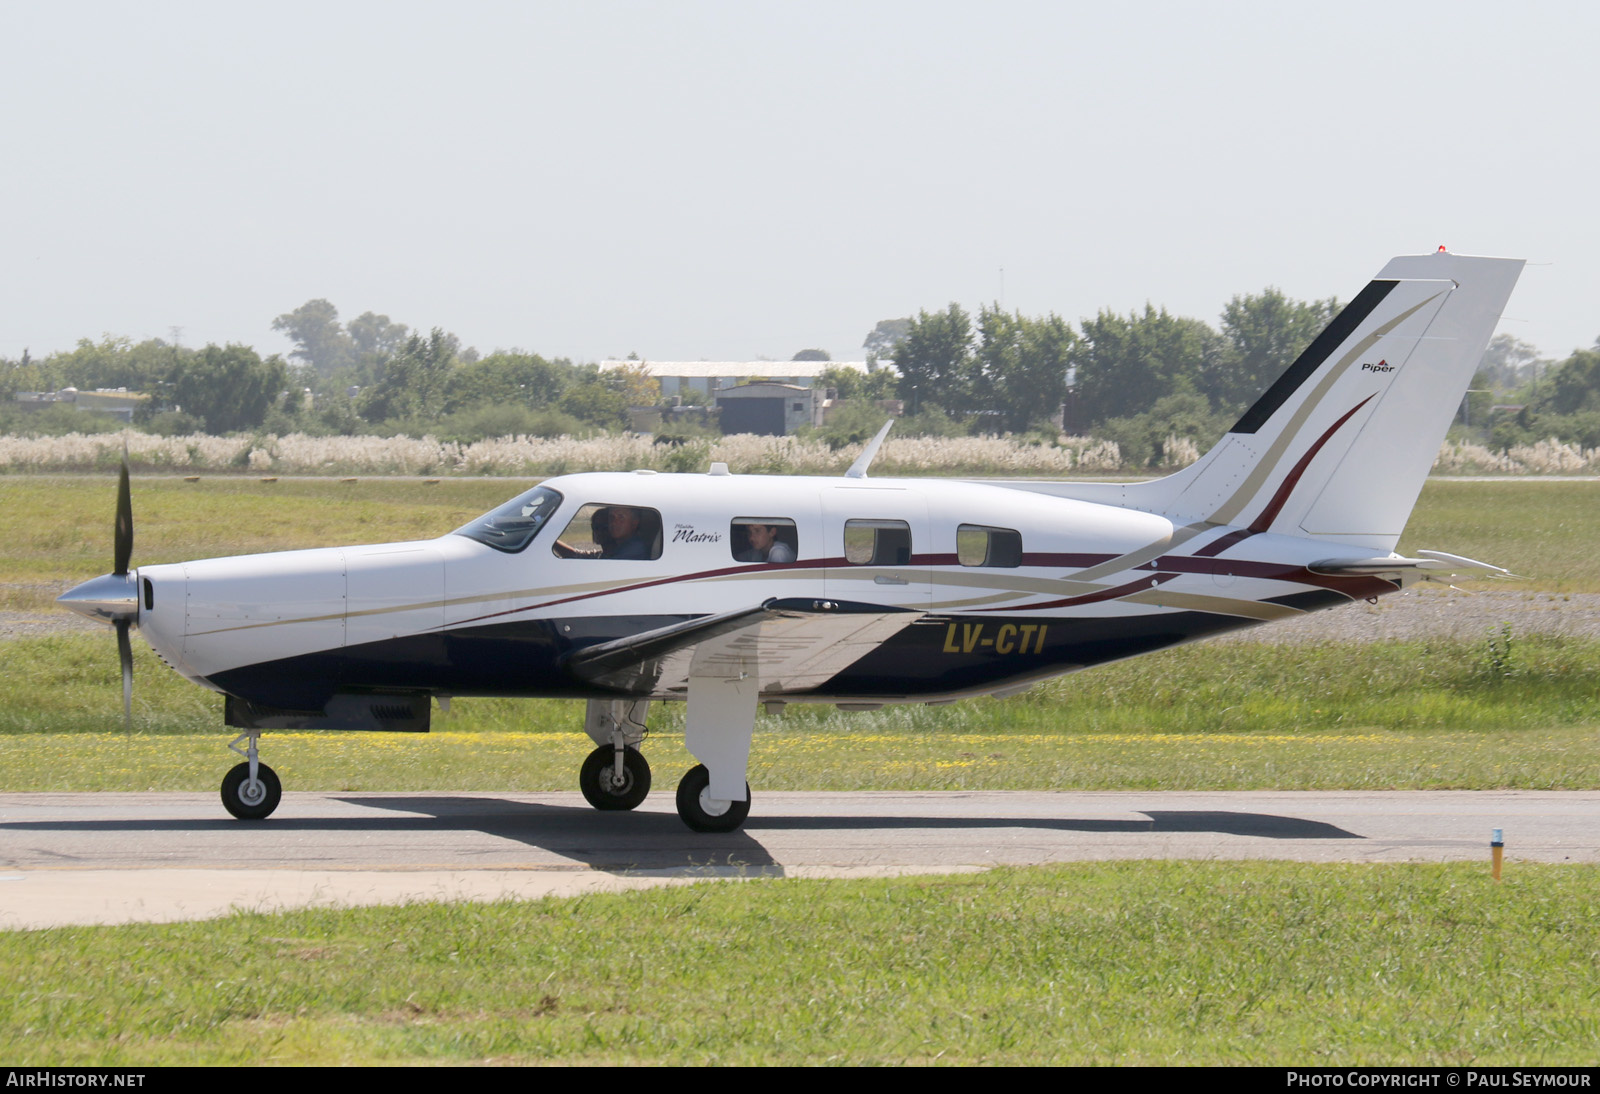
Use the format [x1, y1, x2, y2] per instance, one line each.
[597, 360, 873, 401]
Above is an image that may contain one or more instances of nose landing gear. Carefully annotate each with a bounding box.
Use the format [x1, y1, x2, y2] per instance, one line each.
[221, 731, 281, 820]
[579, 744, 652, 810]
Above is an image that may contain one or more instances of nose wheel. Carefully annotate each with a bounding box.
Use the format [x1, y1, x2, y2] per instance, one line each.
[222, 731, 282, 820]
[221, 761, 281, 820]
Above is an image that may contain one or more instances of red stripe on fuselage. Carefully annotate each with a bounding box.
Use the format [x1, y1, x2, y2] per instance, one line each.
[447, 527, 1390, 629]
[449, 551, 1124, 628]
[1193, 528, 1259, 557]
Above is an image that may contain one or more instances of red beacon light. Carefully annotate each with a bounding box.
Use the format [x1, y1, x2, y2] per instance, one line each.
[1437, 244, 1449, 252]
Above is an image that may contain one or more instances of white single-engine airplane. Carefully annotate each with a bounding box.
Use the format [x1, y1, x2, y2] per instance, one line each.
[60, 250, 1523, 832]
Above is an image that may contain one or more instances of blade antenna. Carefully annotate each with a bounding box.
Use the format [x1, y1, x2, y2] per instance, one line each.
[844, 421, 894, 480]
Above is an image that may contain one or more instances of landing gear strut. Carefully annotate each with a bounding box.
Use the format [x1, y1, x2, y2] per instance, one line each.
[222, 731, 281, 820]
[675, 673, 758, 833]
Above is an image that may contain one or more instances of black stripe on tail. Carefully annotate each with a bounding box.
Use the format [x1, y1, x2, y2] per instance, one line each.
[1229, 279, 1398, 435]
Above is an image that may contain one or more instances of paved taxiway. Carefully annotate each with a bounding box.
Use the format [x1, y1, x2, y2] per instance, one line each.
[3, 790, 1595, 929]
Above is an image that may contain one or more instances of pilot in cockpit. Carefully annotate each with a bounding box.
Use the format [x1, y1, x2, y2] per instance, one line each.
[597, 506, 653, 560]
[554, 505, 657, 560]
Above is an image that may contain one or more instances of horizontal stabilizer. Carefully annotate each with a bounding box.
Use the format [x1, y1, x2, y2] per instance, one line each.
[1309, 550, 1511, 579]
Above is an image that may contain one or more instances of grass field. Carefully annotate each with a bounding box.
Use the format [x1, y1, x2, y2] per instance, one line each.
[4, 630, 1599, 791]
[4, 862, 1596, 1065]
[4, 474, 1599, 793]
[5, 475, 1598, 1066]
[0, 475, 522, 609]
[1397, 478, 1600, 592]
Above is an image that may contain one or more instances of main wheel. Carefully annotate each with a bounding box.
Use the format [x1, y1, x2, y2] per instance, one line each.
[675, 764, 751, 833]
[221, 761, 282, 820]
[580, 745, 651, 811]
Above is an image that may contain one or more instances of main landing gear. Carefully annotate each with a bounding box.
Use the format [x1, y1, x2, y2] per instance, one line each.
[675, 764, 751, 833]
[221, 731, 281, 820]
[579, 697, 757, 833]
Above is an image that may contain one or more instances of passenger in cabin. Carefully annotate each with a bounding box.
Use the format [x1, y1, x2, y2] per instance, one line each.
[737, 522, 796, 564]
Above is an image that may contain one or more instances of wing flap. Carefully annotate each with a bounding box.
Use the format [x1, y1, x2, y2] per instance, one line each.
[564, 598, 921, 695]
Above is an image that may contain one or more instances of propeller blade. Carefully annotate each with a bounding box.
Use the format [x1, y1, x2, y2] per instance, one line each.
[113, 455, 134, 577]
[116, 618, 133, 729]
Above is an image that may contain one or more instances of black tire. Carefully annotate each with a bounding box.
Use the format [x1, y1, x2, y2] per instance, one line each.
[580, 745, 651, 811]
[221, 761, 281, 820]
[675, 764, 751, 833]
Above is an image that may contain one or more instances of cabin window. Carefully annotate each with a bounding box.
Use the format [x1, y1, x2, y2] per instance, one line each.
[730, 518, 798, 564]
[452, 486, 564, 553]
[552, 504, 663, 560]
[844, 519, 912, 566]
[957, 524, 1023, 567]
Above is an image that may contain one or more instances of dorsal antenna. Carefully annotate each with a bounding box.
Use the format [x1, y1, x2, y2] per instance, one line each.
[844, 421, 894, 479]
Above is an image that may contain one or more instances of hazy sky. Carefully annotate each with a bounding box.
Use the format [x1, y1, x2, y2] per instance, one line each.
[3, 1, 1595, 367]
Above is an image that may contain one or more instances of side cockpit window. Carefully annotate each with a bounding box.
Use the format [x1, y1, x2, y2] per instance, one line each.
[844, 519, 912, 565]
[957, 524, 1023, 567]
[731, 518, 798, 564]
[452, 486, 564, 553]
[553, 504, 663, 560]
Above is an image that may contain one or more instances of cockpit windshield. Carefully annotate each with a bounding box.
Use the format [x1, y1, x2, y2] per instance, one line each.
[452, 486, 564, 553]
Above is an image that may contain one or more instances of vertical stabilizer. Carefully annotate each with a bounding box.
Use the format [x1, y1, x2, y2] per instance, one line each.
[1084, 251, 1522, 552]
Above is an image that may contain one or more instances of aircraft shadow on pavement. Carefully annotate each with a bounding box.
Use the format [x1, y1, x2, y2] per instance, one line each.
[734, 809, 1357, 839]
[338, 798, 1358, 842]
[1, 800, 1359, 875]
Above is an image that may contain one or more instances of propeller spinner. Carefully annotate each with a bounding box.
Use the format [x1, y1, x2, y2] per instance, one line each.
[57, 457, 139, 726]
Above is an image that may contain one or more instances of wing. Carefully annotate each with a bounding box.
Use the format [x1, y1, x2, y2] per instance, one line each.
[562, 597, 921, 696]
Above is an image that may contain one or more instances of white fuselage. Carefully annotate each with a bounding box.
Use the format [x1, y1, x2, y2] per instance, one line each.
[129, 470, 1394, 711]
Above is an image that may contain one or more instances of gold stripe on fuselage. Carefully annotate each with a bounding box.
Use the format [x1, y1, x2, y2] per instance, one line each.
[184, 522, 1295, 637]
[1117, 588, 1306, 621]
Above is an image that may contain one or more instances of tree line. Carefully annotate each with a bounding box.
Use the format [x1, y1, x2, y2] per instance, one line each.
[5, 291, 1598, 461]
[860, 299, 1600, 463]
[0, 299, 653, 443]
[852, 289, 1338, 464]
[1487, 335, 1600, 450]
